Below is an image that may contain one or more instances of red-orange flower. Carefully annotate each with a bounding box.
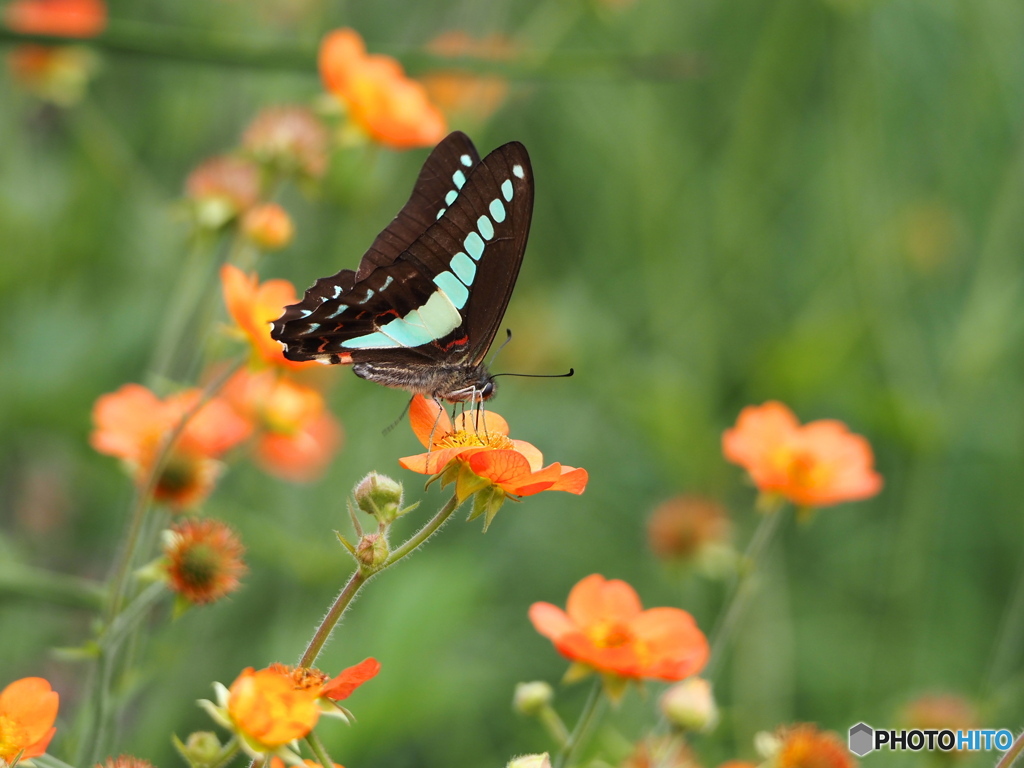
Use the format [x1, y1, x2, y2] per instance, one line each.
[241, 203, 294, 251]
[647, 495, 730, 561]
[0, 677, 59, 761]
[319, 28, 446, 149]
[98, 756, 156, 768]
[243, 106, 329, 180]
[722, 401, 882, 509]
[221, 264, 315, 371]
[186, 156, 261, 229]
[226, 667, 321, 750]
[529, 574, 709, 683]
[164, 518, 247, 605]
[91, 383, 251, 508]
[399, 395, 587, 496]
[269, 658, 380, 704]
[770, 724, 856, 768]
[421, 32, 516, 124]
[223, 369, 342, 482]
[4, 0, 106, 37]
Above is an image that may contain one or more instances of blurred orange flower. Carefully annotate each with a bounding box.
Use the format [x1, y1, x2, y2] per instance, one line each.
[91, 383, 251, 508]
[399, 395, 587, 521]
[770, 724, 856, 768]
[242, 203, 294, 251]
[319, 28, 446, 149]
[186, 156, 261, 229]
[421, 32, 516, 124]
[227, 667, 320, 751]
[221, 264, 315, 371]
[164, 518, 247, 605]
[647, 495, 730, 561]
[224, 369, 342, 482]
[529, 574, 709, 685]
[0, 677, 59, 761]
[98, 755, 155, 768]
[4, 0, 106, 37]
[722, 401, 882, 509]
[900, 693, 978, 753]
[243, 105, 329, 179]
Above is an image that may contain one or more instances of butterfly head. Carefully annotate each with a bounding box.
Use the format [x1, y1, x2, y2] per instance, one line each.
[441, 364, 496, 403]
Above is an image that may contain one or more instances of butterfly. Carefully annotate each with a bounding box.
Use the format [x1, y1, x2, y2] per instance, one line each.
[271, 132, 533, 403]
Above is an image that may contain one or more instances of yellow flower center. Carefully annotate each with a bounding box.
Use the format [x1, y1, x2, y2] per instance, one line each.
[434, 429, 513, 451]
[0, 714, 30, 758]
[589, 621, 634, 649]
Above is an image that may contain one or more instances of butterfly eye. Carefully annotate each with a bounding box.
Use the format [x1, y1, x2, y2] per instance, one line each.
[480, 380, 496, 400]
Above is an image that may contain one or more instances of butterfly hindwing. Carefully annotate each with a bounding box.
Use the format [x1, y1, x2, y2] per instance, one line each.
[272, 135, 533, 375]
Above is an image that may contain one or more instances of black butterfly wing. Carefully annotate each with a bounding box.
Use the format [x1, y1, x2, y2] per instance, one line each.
[274, 131, 482, 316]
[272, 139, 533, 367]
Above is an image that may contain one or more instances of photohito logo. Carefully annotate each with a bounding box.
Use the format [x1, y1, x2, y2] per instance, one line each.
[848, 723, 1015, 757]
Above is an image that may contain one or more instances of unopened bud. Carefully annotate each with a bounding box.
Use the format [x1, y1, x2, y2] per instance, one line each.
[354, 472, 404, 524]
[660, 677, 718, 733]
[507, 755, 552, 768]
[174, 730, 222, 767]
[242, 203, 294, 250]
[356, 533, 389, 568]
[513, 681, 554, 716]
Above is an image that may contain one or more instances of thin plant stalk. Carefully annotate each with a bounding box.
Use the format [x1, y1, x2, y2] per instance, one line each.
[299, 492, 461, 667]
[996, 730, 1024, 768]
[554, 679, 603, 768]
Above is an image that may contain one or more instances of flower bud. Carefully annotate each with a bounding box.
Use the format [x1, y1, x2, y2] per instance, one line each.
[354, 472, 404, 524]
[660, 677, 718, 733]
[513, 681, 554, 716]
[356, 533, 389, 569]
[506, 755, 552, 768]
[242, 203, 294, 251]
[175, 731, 223, 767]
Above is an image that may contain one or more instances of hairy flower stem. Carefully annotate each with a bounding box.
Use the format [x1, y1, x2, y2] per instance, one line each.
[305, 732, 336, 768]
[706, 507, 786, 678]
[75, 357, 245, 767]
[554, 680, 603, 768]
[996, 731, 1024, 768]
[299, 491, 461, 667]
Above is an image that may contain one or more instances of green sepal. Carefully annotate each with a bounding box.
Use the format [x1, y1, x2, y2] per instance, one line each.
[172, 593, 193, 620]
[561, 662, 594, 685]
[600, 672, 630, 704]
[467, 485, 506, 531]
[456, 462, 491, 502]
[335, 531, 357, 558]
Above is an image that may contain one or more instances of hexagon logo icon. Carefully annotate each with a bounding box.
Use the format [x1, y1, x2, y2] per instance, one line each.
[849, 722, 874, 757]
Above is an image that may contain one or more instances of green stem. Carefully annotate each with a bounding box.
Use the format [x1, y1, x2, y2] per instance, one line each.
[32, 755, 80, 768]
[298, 492, 461, 668]
[305, 731, 336, 768]
[0, 565, 105, 610]
[538, 704, 571, 748]
[705, 507, 785, 678]
[554, 680, 603, 768]
[996, 730, 1024, 768]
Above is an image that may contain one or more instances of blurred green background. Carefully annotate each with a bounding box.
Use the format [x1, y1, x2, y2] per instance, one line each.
[2, 0, 1024, 766]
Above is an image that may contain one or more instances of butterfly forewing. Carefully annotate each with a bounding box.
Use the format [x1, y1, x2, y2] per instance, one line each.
[272, 134, 533, 387]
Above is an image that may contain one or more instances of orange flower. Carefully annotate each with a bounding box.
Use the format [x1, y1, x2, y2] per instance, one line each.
[223, 369, 342, 481]
[770, 724, 856, 768]
[226, 667, 321, 751]
[421, 32, 516, 124]
[243, 106, 329, 179]
[221, 264, 315, 371]
[4, 0, 106, 37]
[900, 693, 978, 754]
[185, 156, 261, 229]
[529, 574, 709, 686]
[6, 44, 97, 103]
[241, 203, 294, 251]
[319, 28, 446, 149]
[0, 677, 59, 761]
[164, 518, 247, 605]
[269, 658, 380, 704]
[91, 383, 251, 508]
[400, 396, 587, 494]
[722, 401, 882, 509]
[647, 496, 730, 561]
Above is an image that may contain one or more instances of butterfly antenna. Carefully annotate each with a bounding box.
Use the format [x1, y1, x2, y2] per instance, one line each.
[487, 328, 514, 368]
[492, 368, 575, 380]
[383, 396, 416, 436]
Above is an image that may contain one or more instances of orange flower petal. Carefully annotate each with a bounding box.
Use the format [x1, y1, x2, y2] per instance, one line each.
[4, 0, 106, 37]
[566, 574, 642, 629]
[451, 408, 509, 437]
[629, 607, 709, 680]
[528, 602, 577, 641]
[0, 677, 59, 759]
[408, 395, 453, 449]
[321, 658, 381, 701]
[466, 449, 533, 488]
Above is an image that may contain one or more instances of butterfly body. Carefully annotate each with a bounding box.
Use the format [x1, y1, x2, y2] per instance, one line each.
[272, 132, 533, 403]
